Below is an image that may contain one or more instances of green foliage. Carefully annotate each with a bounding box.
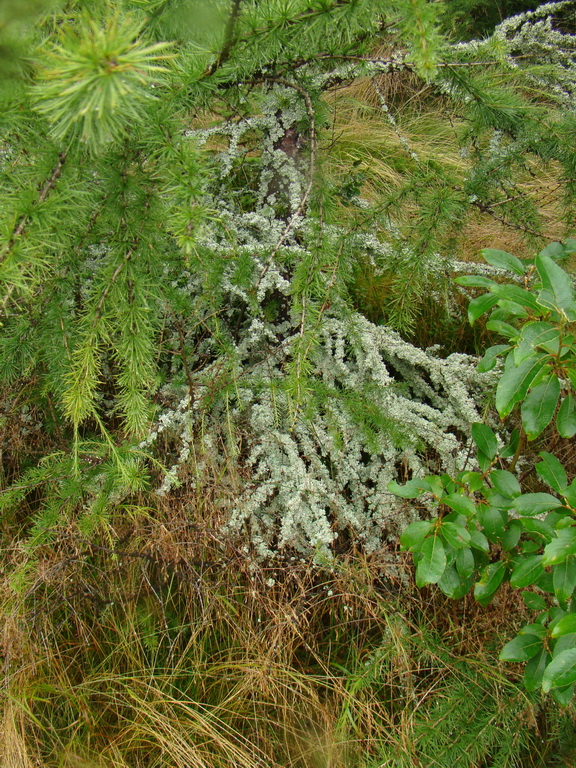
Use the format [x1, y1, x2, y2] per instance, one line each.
[458, 241, 576, 438]
[2, 1, 576, 758]
[391, 243, 576, 702]
[440, 0, 542, 40]
[389, 0, 445, 78]
[2, 0, 576, 446]
[35, 12, 173, 150]
[0, 0, 53, 85]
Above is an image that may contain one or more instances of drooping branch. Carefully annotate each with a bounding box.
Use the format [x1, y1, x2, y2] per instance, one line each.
[202, 0, 356, 80]
[1, 151, 67, 262]
[207, 0, 244, 76]
[0, 152, 67, 314]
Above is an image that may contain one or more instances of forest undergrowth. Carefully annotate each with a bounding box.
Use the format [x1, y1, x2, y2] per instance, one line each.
[3, 500, 576, 768]
[2, 0, 576, 765]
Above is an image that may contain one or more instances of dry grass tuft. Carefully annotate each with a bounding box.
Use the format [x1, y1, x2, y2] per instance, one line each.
[1, 490, 574, 767]
[1, 699, 38, 768]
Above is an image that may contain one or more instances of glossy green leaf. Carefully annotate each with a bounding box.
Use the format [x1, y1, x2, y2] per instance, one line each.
[438, 565, 471, 599]
[552, 632, 576, 656]
[553, 513, 575, 529]
[550, 683, 575, 705]
[496, 299, 529, 318]
[490, 470, 521, 499]
[553, 555, 576, 603]
[519, 623, 547, 638]
[471, 423, 498, 460]
[486, 319, 518, 338]
[474, 561, 506, 606]
[481, 248, 526, 276]
[501, 519, 522, 550]
[440, 521, 471, 549]
[536, 288, 564, 315]
[547, 509, 569, 526]
[500, 429, 520, 459]
[513, 493, 565, 516]
[536, 452, 567, 494]
[477, 504, 505, 540]
[514, 322, 558, 364]
[477, 451, 492, 473]
[522, 539, 542, 553]
[482, 487, 515, 510]
[524, 647, 550, 691]
[551, 613, 576, 639]
[520, 517, 555, 540]
[442, 493, 476, 517]
[470, 529, 490, 552]
[539, 242, 565, 259]
[510, 556, 544, 588]
[489, 283, 541, 313]
[388, 478, 430, 498]
[557, 394, 576, 439]
[456, 546, 475, 579]
[542, 648, 576, 692]
[478, 344, 510, 372]
[415, 535, 446, 587]
[536, 253, 575, 313]
[536, 570, 555, 594]
[549, 607, 569, 632]
[458, 471, 484, 493]
[454, 275, 497, 289]
[437, 565, 458, 596]
[521, 591, 547, 611]
[521, 376, 561, 440]
[453, 574, 474, 599]
[495, 354, 549, 418]
[468, 292, 500, 324]
[499, 632, 543, 662]
[563, 481, 576, 509]
[424, 475, 444, 498]
[400, 520, 435, 552]
[543, 528, 576, 566]
[440, 474, 457, 493]
[443, 511, 467, 527]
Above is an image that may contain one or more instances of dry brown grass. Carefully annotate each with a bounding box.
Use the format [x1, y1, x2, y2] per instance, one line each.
[323, 80, 466, 204]
[322, 62, 570, 262]
[1, 485, 572, 767]
[1, 699, 37, 768]
[456, 164, 567, 261]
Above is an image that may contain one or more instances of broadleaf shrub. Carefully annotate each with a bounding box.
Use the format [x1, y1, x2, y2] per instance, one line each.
[391, 242, 576, 702]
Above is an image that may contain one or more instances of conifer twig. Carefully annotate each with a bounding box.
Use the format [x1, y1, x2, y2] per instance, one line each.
[207, 0, 244, 76]
[202, 0, 354, 79]
[91, 236, 140, 329]
[0, 152, 67, 315]
[1, 152, 67, 261]
[470, 199, 544, 238]
[167, 305, 196, 401]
